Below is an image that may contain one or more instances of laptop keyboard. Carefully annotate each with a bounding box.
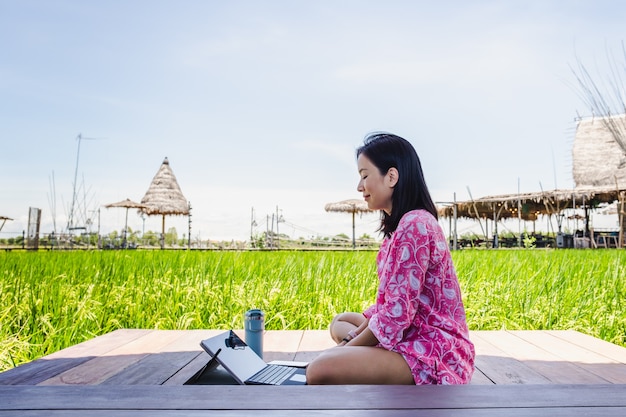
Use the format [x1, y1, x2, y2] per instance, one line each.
[247, 365, 297, 385]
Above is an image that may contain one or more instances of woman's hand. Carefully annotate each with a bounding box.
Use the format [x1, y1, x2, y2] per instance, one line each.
[338, 328, 359, 346]
[345, 327, 378, 346]
[340, 320, 379, 347]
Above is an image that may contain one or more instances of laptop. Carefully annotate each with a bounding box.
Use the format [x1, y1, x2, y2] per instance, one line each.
[199, 330, 308, 385]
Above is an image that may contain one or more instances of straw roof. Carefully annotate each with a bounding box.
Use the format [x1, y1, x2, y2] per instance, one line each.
[140, 157, 189, 216]
[439, 115, 626, 221]
[104, 198, 147, 210]
[438, 187, 622, 221]
[573, 115, 626, 188]
[324, 199, 371, 214]
[325, 198, 373, 249]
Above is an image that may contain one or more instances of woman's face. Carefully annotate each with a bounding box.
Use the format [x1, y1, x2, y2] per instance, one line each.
[357, 154, 396, 215]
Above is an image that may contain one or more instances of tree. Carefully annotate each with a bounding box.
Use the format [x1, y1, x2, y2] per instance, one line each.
[142, 231, 159, 247]
[165, 227, 178, 246]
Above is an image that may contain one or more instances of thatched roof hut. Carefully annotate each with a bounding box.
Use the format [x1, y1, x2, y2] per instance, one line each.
[440, 115, 626, 220]
[104, 199, 147, 248]
[141, 158, 189, 216]
[325, 199, 373, 249]
[141, 157, 189, 247]
[571, 115, 626, 246]
[438, 187, 622, 221]
[572, 115, 626, 188]
[438, 115, 626, 247]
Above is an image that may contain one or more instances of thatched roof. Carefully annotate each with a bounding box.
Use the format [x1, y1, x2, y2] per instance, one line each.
[573, 115, 626, 188]
[438, 187, 623, 221]
[141, 157, 189, 216]
[104, 198, 147, 210]
[324, 198, 373, 249]
[325, 199, 372, 214]
[439, 115, 626, 222]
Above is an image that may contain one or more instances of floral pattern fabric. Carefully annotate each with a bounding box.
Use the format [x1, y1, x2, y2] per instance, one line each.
[363, 209, 475, 384]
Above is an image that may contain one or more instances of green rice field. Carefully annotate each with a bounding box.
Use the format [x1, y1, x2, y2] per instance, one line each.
[1, 249, 624, 372]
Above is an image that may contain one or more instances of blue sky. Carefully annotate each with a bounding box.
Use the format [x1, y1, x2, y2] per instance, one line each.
[1, 1, 625, 241]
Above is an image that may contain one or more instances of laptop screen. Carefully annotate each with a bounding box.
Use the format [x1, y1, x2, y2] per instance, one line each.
[200, 330, 267, 384]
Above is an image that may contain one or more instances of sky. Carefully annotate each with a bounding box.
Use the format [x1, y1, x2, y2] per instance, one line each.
[1, 0, 625, 242]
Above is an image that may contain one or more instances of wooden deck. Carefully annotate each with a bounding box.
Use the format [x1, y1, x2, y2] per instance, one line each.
[1, 329, 625, 416]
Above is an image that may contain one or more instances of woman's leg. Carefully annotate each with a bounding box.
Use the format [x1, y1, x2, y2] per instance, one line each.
[329, 312, 366, 344]
[306, 345, 414, 385]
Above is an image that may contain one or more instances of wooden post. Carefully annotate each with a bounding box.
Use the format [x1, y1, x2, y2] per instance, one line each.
[617, 191, 626, 248]
[161, 214, 165, 249]
[352, 211, 356, 249]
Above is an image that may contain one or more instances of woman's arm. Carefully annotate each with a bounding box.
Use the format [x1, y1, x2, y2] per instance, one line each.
[367, 212, 431, 348]
[338, 318, 378, 346]
[344, 325, 379, 346]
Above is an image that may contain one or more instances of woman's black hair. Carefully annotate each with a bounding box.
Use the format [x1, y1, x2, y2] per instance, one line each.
[356, 132, 438, 238]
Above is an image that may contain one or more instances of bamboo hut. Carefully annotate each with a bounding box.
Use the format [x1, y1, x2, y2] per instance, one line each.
[572, 115, 626, 246]
[325, 199, 373, 249]
[438, 188, 621, 247]
[140, 157, 189, 248]
[438, 188, 621, 221]
[104, 199, 147, 248]
[572, 115, 626, 188]
[438, 115, 626, 248]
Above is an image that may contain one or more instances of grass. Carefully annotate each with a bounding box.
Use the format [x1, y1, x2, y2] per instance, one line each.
[1, 249, 624, 372]
[456, 249, 625, 345]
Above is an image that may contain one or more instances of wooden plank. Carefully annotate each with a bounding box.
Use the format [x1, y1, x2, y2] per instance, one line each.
[101, 330, 222, 385]
[514, 330, 626, 384]
[164, 352, 212, 386]
[0, 357, 93, 386]
[4, 329, 625, 388]
[1, 385, 625, 410]
[160, 330, 227, 385]
[469, 332, 551, 384]
[294, 330, 335, 362]
[1, 408, 625, 417]
[0, 329, 151, 385]
[477, 331, 610, 384]
[101, 350, 200, 385]
[262, 330, 303, 362]
[37, 330, 183, 385]
[547, 330, 626, 363]
[467, 367, 494, 385]
[46, 329, 152, 358]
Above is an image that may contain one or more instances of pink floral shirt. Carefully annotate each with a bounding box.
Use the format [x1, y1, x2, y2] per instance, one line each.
[363, 209, 475, 384]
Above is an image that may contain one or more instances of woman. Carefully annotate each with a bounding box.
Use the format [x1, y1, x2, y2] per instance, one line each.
[306, 133, 474, 385]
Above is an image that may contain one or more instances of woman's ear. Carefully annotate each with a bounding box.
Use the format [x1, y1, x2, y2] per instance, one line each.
[386, 167, 399, 188]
